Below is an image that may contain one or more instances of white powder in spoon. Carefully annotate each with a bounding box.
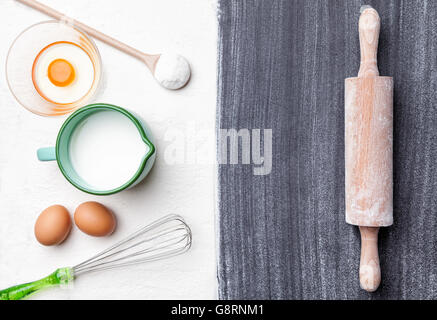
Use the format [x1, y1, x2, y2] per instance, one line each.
[154, 53, 191, 90]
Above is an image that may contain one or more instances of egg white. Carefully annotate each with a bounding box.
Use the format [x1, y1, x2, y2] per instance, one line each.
[33, 42, 95, 104]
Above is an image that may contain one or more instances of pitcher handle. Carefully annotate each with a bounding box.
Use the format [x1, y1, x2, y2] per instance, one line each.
[37, 147, 56, 161]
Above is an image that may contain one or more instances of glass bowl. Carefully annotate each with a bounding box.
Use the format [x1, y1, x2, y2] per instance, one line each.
[6, 20, 102, 116]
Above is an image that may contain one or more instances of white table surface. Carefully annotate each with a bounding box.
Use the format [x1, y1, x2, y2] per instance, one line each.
[0, 0, 217, 299]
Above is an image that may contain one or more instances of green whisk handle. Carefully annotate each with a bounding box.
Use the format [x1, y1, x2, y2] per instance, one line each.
[0, 267, 74, 300]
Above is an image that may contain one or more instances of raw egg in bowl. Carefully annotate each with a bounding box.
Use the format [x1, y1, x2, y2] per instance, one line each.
[6, 21, 102, 116]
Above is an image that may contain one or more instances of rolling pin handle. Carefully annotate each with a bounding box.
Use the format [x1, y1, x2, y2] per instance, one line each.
[359, 226, 381, 292]
[358, 7, 381, 77]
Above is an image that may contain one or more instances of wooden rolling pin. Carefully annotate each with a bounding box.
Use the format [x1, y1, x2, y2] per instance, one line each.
[345, 6, 393, 292]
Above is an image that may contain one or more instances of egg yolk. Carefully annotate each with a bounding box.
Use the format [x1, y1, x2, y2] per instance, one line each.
[47, 59, 75, 87]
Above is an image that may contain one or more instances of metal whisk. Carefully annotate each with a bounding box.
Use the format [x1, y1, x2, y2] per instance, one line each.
[0, 214, 192, 300]
[74, 214, 192, 276]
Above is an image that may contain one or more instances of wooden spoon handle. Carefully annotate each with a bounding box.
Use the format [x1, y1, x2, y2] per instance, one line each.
[358, 7, 380, 77]
[16, 0, 159, 70]
[359, 226, 381, 292]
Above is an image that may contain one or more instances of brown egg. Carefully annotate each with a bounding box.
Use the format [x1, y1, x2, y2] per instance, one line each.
[34, 205, 72, 246]
[74, 201, 116, 237]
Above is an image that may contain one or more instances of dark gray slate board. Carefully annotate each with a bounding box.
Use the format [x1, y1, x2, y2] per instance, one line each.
[217, 0, 437, 300]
